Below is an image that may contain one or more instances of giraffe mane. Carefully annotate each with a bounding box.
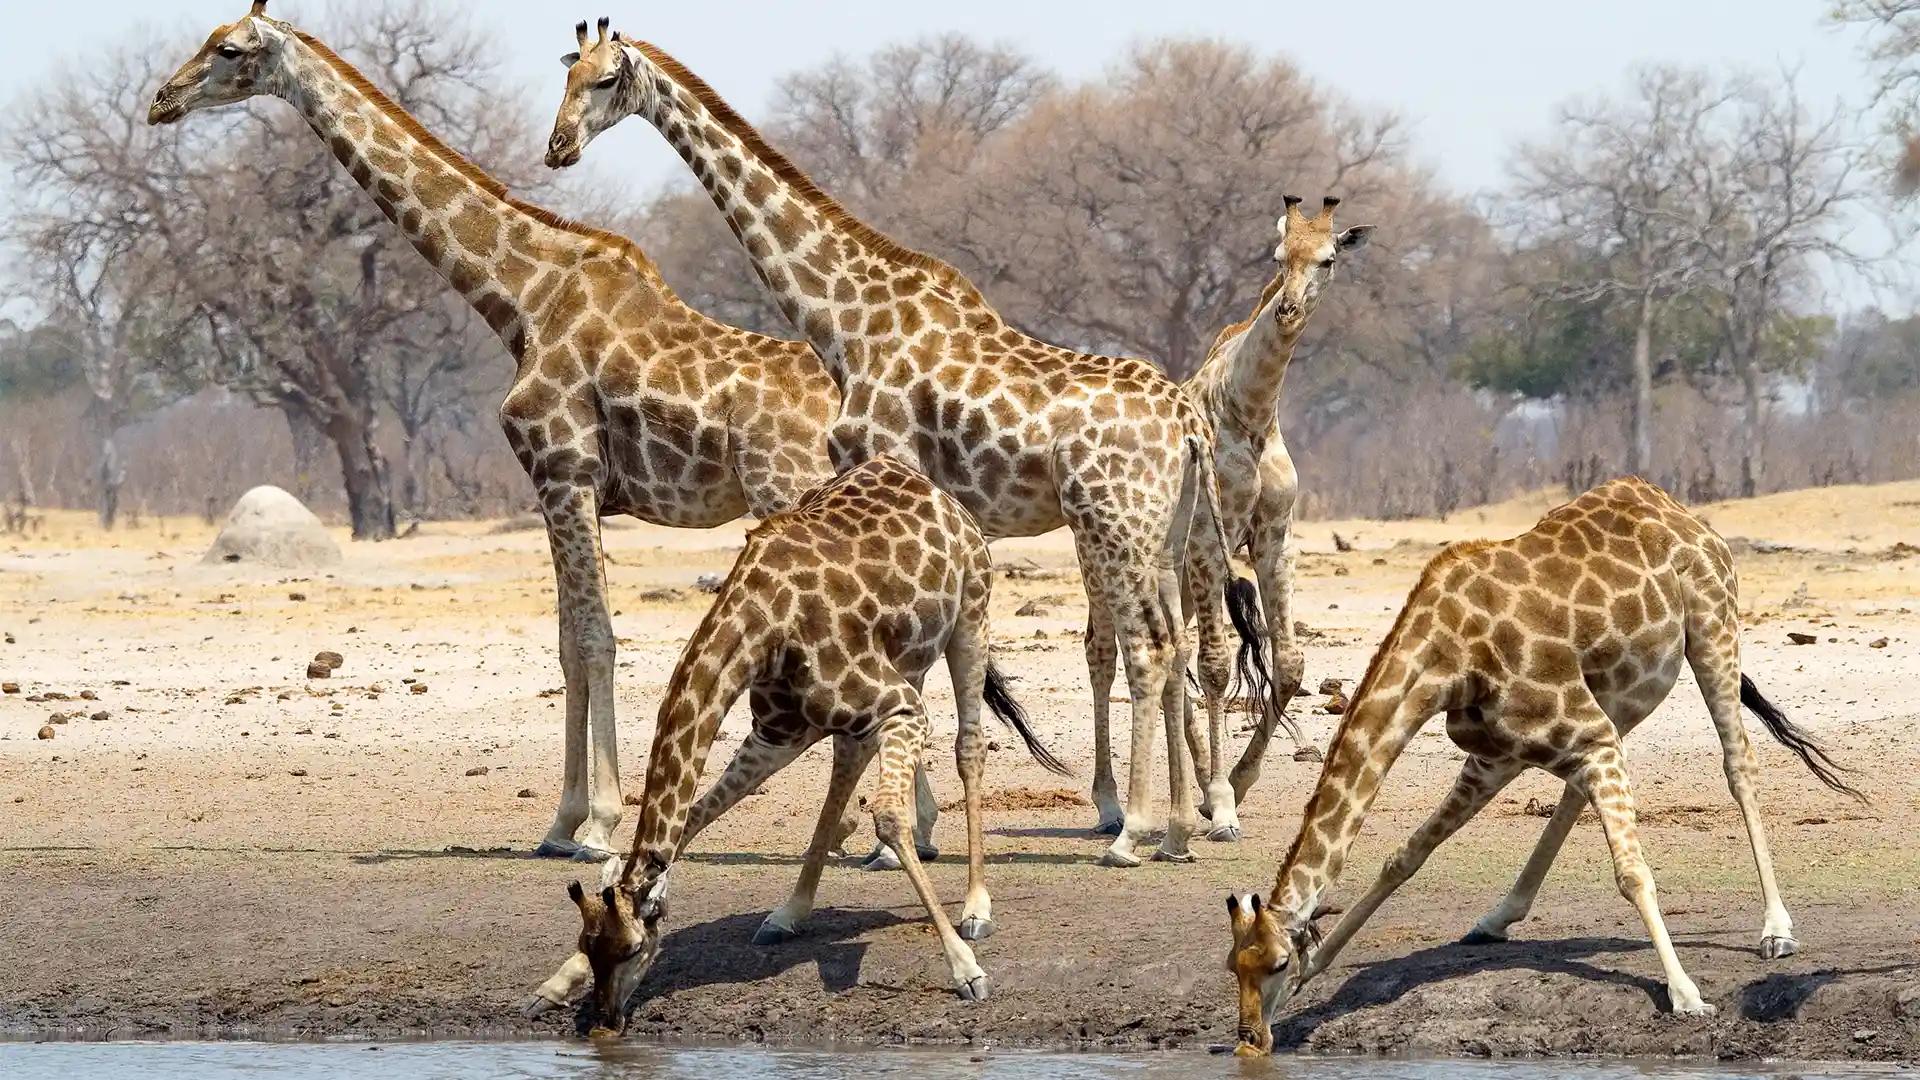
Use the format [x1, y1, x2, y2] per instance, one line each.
[1271, 537, 1498, 891]
[629, 41, 984, 304]
[1204, 269, 1287, 360]
[291, 29, 680, 297]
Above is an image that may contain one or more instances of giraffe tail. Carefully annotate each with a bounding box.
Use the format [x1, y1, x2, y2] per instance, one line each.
[1740, 674, 1865, 801]
[983, 660, 1071, 777]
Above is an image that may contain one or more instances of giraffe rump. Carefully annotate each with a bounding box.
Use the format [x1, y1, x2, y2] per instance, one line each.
[1738, 674, 1864, 801]
[983, 661, 1071, 777]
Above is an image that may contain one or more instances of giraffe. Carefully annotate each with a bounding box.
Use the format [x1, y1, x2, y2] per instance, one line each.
[518, 456, 1070, 1029]
[148, 2, 863, 861]
[543, 21, 1261, 868]
[1222, 477, 1861, 1055]
[1117, 195, 1375, 844]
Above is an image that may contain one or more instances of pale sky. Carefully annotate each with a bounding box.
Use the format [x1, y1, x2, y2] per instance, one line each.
[0, 0, 1879, 200]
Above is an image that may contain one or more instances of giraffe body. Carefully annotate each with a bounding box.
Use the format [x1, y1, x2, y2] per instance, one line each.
[521, 456, 1068, 1029]
[150, 5, 842, 860]
[1225, 477, 1860, 1053]
[546, 25, 1255, 867]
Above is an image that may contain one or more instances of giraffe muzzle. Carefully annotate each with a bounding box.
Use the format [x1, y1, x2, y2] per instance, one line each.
[546, 134, 583, 169]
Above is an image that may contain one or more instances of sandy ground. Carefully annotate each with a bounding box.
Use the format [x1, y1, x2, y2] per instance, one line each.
[2, 482, 1919, 1058]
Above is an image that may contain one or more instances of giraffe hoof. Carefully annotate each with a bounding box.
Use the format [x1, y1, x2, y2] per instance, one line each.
[570, 845, 614, 864]
[958, 916, 996, 942]
[1206, 824, 1243, 843]
[752, 920, 800, 946]
[520, 993, 563, 1019]
[1672, 1000, 1717, 1018]
[957, 975, 990, 1002]
[532, 840, 579, 859]
[1761, 935, 1799, 959]
[1092, 818, 1124, 837]
[1458, 928, 1508, 946]
[861, 848, 902, 872]
[1151, 847, 1197, 864]
[917, 844, 940, 863]
[1096, 848, 1141, 869]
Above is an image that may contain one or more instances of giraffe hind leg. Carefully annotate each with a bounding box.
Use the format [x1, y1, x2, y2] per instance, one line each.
[1084, 593, 1125, 835]
[759, 733, 867, 945]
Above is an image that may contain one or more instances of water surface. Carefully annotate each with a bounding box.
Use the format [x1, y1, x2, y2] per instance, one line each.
[0, 1041, 1903, 1080]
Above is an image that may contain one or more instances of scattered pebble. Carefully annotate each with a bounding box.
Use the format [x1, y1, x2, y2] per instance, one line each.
[289, 592, 307, 602]
[290, 769, 308, 777]
[1869, 637, 1890, 649]
[1, 683, 17, 694]
[464, 766, 489, 777]
[1292, 745, 1325, 763]
[410, 683, 427, 695]
[516, 788, 536, 799]
[307, 662, 332, 679]
[89, 711, 109, 722]
[1014, 600, 1053, 617]
[1317, 677, 1344, 695]
[78, 690, 98, 701]
[623, 792, 643, 806]
[3, 633, 13, 644]
[1322, 691, 1349, 715]
[1787, 632, 1818, 646]
[35, 726, 53, 740]
[693, 573, 724, 593]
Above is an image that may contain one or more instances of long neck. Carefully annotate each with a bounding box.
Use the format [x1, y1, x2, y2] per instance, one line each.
[272, 33, 584, 353]
[1267, 646, 1435, 924]
[623, 44, 986, 373]
[1221, 287, 1308, 432]
[622, 588, 770, 879]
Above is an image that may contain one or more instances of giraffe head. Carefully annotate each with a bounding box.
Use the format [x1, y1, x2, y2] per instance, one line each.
[1267, 196, 1374, 333]
[567, 865, 669, 1036]
[1224, 892, 1340, 1055]
[148, 1, 287, 125]
[546, 17, 635, 168]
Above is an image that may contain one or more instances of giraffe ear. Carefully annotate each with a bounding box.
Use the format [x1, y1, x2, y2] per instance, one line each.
[560, 52, 581, 68]
[567, 880, 587, 910]
[1336, 225, 1374, 253]
[637, 874, 669, 922]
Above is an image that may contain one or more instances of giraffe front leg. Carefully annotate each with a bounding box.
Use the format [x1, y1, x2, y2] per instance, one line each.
[534, 486, 619, 860]
[1570, 746, 1714, 1016]
[1463, 779, 1583, 944]
[760, 733, 868, 944]
[520, 950, 592, 1018]
[869, 708, 988, 1001]
[1084, 593, 1125, 835]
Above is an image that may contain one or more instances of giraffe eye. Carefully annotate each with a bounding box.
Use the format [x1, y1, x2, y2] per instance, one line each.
[594, 74, 619, 90]
[1320, 257, 1335, 270]
[215, 44, 243, 59]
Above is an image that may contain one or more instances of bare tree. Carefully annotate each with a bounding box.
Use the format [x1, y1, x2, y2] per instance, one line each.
[1503, 66, 1731, 476]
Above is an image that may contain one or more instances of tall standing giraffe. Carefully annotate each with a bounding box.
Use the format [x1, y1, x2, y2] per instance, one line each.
[1223, 477, 1860, 1055]
[1124, 195, 1375, 843]
[149, 2, 852, 860]
[543, 21, 1256, 867]
[521, 457, 1069, 1027]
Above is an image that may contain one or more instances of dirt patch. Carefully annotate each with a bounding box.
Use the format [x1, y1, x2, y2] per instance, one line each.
[941, 787, 1091, 812]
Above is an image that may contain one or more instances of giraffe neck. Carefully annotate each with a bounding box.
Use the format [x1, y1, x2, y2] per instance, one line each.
[1218, 289, 1309, 435]
[271, 30, 615, 353]
[1267, 646, 1436, 925]
[621, 587, 772, 882]
[619, 42, 986, 375]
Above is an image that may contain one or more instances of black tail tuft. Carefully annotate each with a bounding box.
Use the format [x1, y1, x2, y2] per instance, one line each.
[1741, 674, 1864, 801]
[985, 660, 1072, 777]
[1226, 576, 1301, 745]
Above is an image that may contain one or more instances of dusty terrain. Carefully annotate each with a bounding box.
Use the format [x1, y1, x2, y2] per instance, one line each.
[2, 483, 1919, 1059]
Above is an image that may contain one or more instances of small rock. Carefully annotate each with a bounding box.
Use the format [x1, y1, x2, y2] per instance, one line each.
[988, 740, 1003, 752]
[306, 662, 332, 679]
[3, 633, 13, 644]
[410, 683, 427, 695]
[1869, 637, 1889, 649]
[1014, 600, 1052, 617]
[464, 766, 489, 777]
[638, 586, 684, 603]
[35, 726, 53, 740]
[623, 792, 643, 806]
[48, 712, 71, 725]
[1894, 984, 1920, 1020]
[294, 727, 314, 735]
[1331, 531, 1353, 553]
[1, 683, 17, 694]
[290, 768, 308, 777]
[1317, 677, 1344, 695]
[313, 650, 344, 670]
[288, 592, 307, 602]
[1322, 691, 1349, 715]
[11, 795, 22, 803]
[78, 690, 98, 701]
[226, 696, 247, 705]
[1786, 632, 1818, 646]
[1332, 566, 1350, 577]
[516, 788, 536, 799]
[43, 691, 68, 701]
[89, 711, 109, 722]
[1292, 745, 1324, 763]
[693, 573, 724, 593]
[1852, 1029, 1878, 1043]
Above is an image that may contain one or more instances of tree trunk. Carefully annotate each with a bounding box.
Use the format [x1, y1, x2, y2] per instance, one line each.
[1739, 358, 1763, 499]
[328, 408, 397, 541]
[96, 431, 124, 530]
[1630, 290, 1656, 477]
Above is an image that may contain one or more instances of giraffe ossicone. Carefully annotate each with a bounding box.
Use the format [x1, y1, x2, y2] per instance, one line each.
[545, 20, 1269, 868]
[521, 457, 1070, 1027]
[1226, 477, 1861, 1055]
[149, 1, 849, 860]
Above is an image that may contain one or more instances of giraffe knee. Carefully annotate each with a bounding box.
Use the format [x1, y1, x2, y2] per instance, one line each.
[1613, 864, 1654, 900]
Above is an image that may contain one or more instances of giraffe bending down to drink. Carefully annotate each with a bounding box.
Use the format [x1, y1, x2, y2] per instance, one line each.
[522, 456, 1070, 1030]
[148, 1, 903, 861]
[1224, 477, 1861, 1055]
[545, 20, 1265, 867]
